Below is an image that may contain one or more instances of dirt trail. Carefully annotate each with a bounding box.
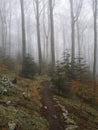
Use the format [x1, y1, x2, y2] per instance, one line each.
[40, 81, 65, 130]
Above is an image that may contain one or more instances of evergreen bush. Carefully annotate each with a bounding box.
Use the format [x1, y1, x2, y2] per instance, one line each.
[52, 50, 89, 96]
[21, 54, 38, 79]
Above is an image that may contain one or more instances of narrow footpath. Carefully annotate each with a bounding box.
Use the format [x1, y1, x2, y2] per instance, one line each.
[40, 80, 65, 130]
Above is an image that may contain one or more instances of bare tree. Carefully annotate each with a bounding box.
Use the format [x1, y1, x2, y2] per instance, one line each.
[0, 0, 8, 56]
[60, 15, 66, 53]
[42, 0, 47, 62]
[42, 0, 51, 65]
[33, 0, 42, 74]
[8, 0, 12, 56]
[77, 21, 81, 62]
[69, 0, 83, 63]
[0, 10, 5, 56]
[91, 0, 98, 90]
[20, 0, 26, 61]
[49, 0, 55, 71]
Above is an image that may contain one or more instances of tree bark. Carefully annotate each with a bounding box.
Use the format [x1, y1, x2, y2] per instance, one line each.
[20, 0, 26, 61]
[70, 0, 75, 63]
[77, 21, 81, 62]
[93, 0, 97, 92]
[69, 0, 83, 64]
[49, 0, 55, 72]
[36, 0, 42, 74]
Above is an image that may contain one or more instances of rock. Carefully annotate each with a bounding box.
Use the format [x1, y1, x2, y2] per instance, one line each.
[0, 87, 8, 95]
[66, 118, 76, 125]
[62, 108, 69, 115]
[0, 75, 15, 95]
[6, 101, 11, 105]
[61, 105, 78, 130]
[44, 106, 48, 109]
[8, 122, 16, 130]
[63, 113, 68, 119]
[2, 89, 8, 94]
[65, 125, 78, 130]
[22, 92, 30, 98]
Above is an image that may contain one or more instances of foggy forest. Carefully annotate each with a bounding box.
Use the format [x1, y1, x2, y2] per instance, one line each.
[0, 0, 98, 130]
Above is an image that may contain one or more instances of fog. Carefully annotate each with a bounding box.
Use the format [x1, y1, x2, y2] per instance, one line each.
[0, 0, 97, 73]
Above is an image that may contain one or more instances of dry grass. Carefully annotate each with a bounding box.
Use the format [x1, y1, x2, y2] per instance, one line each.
[55, 95, 98, 130]
[0, 76, 48, 130]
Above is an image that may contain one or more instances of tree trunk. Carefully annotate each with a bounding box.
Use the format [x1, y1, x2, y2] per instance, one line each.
[62, 27, 66, 53]
[93, 0, 97, 92]
[43, 0, 46, 62]
[49, 0, 55, 72]
[8, 7, 12, 56]
[77, 21, 81, 63]
[36, 0, 42, 74]
[1, 24, 5, 56]
[70, 0, 75, 63]
[20, 0, 26, 61]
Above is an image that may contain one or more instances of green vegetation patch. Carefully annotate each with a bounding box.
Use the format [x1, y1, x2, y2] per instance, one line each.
[0, 75, 49, 130]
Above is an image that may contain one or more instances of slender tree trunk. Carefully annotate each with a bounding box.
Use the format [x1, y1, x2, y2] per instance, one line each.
[62, 27, 66, 53]
[93, 0, 97, 92]
[0, 11, 5, 56]
[17, 19, 21, 56]
[4, 21, 7, 56]
[46, 7, 50, 64]
[46, 36, 49, 61]
[49, 0, 55, 71]
[77, 21, 81, 62]
[20, 0, 26, 61]
[1, 24, 5, 56]
[8, 9, 12, 56]
[69, 0, 83, 64]
[36, 0, 42, 74]
[70, 0, 75, 63]
[43, 0, 46, 62]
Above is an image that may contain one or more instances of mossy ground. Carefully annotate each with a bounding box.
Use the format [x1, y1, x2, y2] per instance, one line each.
[55, 95, 98, 130]
[0, 75, 48, 130]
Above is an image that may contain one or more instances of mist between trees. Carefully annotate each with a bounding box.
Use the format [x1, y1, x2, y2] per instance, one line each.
[0, 0, 98, 79]
[0, 1, 98, 129]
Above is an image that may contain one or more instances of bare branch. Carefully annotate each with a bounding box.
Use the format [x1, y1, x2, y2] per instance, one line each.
[52, 0, 56, 9]
[39, 1, 47, 16]
[33, 0, 37, 18]
[74, 0, 83, 22]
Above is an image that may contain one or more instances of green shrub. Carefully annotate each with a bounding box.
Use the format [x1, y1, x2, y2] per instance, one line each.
[52, 50, 89, 96]
[21, 54, 38, 79]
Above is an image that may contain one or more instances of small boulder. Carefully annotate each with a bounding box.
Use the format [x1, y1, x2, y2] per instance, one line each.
[6, 101, 11, 105]
[8, 122, 16, 130]
[44, 106, 48, 109]
[22, 92, 30, 98]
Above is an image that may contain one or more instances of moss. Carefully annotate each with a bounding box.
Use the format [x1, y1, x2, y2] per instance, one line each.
[32, 116, 49, 130]
[55, 95, 98, 129]
[0, 76, 49, 130]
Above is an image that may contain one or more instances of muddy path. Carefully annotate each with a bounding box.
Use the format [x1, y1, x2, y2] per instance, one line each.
[40, 80, 65, 130]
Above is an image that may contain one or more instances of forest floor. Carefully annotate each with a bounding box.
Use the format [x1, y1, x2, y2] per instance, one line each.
[40, 79, 98, 130]
[0, 74, 98, 130]
[40, 80, 65, 130]
[0, 76, 48, 130]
